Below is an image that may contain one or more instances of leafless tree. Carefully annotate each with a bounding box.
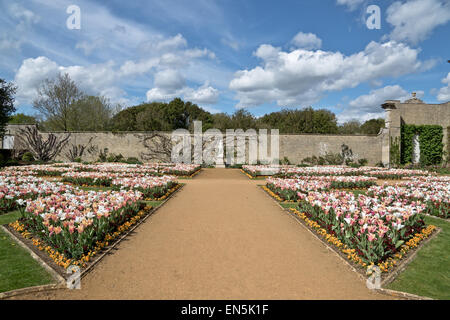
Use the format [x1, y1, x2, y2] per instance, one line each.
[64, 137, 95, 161]
[33, 73, 83, 131]
[16, 126, 71, 161]
[139, 132, 173, 162]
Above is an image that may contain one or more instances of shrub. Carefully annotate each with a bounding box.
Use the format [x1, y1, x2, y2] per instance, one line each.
[323, 152, 344, 165]
[22, 152, 34, 162]
[375, 161, 384, 168]
[280, 156, 291, 165]
[358, 158, 368, 166]
[106, 153, 124, 163]
[125, 157, 142, 164]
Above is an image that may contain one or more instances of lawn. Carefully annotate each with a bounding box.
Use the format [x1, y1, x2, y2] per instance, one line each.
[0, 211, 54, 293]
[387, 215, 450, 300]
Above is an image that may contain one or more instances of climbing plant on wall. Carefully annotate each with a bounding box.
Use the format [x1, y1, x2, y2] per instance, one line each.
[390, 136, 401, 167]
[401, 124, 443, 165]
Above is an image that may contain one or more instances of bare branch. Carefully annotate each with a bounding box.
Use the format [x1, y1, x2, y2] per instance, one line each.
[16, 126, 71, 161]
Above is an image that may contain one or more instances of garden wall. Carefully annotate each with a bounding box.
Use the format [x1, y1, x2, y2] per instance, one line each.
[5, 124, 385, 165]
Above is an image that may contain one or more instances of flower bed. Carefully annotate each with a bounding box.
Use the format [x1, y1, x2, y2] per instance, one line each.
[0, 180, 73, 213]
[157, 164, 201, 177]
[76, 163, 161, 176]
[265, 176, 377, 201]
[365, 169, 429, 180]
[61, 171, 121, 186]
[14, 189, 144, 266]
[111, 176, 178, 200]
[279, 166, 378, 178]
[367, 180, 449, 219]
[242, 165, 285, 177]
[289, 207, 436, 273]
[295, 190, 430, 270]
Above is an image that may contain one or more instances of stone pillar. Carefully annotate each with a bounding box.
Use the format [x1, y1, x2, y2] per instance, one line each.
[381, 100, 400, 167]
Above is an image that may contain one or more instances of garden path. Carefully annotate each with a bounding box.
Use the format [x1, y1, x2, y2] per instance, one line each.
[15, 168, 391, 299]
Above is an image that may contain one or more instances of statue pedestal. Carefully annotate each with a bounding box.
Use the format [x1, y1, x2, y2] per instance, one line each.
[215, 163, 225, 168]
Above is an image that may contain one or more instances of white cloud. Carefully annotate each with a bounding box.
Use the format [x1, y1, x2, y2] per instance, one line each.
[154, 69, 185, 90]
[386, 0, 450, 45]
[184, 83, 219, 104]
[145, 87, 178, 102]
[230, 41, 430, 108]
[14, 56, 60, 103]
[338, 85, 424, 123]
[437, 72, 450, 102]
[14, 56, 125, 105]
[291, 32, 322, 50]
[336, 0, 365, 11]
[146, 81, 219, 105]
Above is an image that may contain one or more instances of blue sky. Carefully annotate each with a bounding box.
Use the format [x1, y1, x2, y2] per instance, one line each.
[1, 0, 449, 123]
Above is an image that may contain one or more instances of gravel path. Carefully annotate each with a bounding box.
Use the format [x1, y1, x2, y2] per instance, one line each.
[15, 169, 391, 299]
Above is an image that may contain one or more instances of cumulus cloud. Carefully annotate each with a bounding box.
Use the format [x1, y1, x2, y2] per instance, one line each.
[338, 85, 423, 123]
[154, 69, 186, 90]
[13, 31, 218, 107]
[291, 32, 322, 50]
[336, 0, 365, 11]
[386, 0, 450, 45]
[146, 81, 219, 105]
[15, 56, 125, 105]
[230, 41, 430, 108]
[14, 57, 60, 103]
[437, 72, 450, 102]
[184, 83, 219, 104]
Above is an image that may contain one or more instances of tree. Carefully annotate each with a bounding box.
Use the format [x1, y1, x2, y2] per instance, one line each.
[15, 126, 71, 161]
[68, 96, 113, 131]
[33, 73, 83, 131]
[111, 98, 214, 132]
[231, 109, 256, 130]
[0, 79, 17, 136]
[338, 120, 361, 134]
[360, 118, 385, 135]
[8, 113, 37, 124]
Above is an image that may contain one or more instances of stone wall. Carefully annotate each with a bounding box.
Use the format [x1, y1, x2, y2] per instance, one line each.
[4, 124, 385, 165]
[4, 94, 447, 166]
[382, 95, 450, 164]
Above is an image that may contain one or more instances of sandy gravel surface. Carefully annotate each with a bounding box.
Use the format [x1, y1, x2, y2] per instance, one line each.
[13, 169, 391, 300]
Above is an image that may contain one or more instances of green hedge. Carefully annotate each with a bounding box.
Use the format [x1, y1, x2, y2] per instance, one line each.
[401, 125, 443, 166]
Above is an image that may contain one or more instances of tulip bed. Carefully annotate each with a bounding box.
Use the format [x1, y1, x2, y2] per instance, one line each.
[367, 179, 449, 219]
[16, 189, 144, 265]
[111, 176, 178, 200]
[4, 162, 202, 178]
[296, 191, 427, 268]
[0, 177, 74, 213]
[242, 164, 433, 180]
[61, 171, 122, 186]
[261, 167, 446, 273]
[266, 176, 378, 201]
[1, 162, 188, 271]
[365, 169, 429, 180]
